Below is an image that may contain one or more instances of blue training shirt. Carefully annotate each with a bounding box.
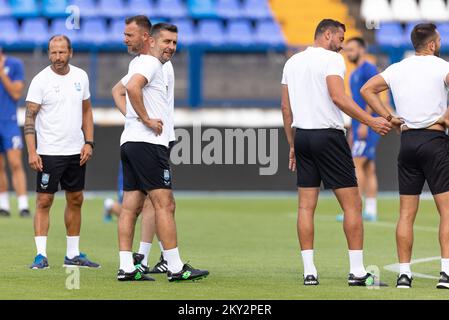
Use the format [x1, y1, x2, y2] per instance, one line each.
[350, 61, 378, 132]
[0, 56, 25, 122]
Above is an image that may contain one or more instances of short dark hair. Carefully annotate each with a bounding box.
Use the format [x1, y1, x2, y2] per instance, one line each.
[346, 37, 366, 48]
[314, 19, 346, 39]
[411, 23, 438, 51]
[150, 23, 178, 37]
[125, 15, 152, 33]
[48, 34, 72, 51]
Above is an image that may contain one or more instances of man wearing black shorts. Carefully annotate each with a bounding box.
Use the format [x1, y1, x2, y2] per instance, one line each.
[281, 19, 395, 286]
[24, 35, 100, 269]
[362, 23, 449, 289]
[115, 16, 208, 282]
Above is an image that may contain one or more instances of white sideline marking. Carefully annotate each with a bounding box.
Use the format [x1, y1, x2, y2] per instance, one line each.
[383, 257, 440, 280]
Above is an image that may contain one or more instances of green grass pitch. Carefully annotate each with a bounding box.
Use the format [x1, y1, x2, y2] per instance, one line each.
[0, 194, 448, 300]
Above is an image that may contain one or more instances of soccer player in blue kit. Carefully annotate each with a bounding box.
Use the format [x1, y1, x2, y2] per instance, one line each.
[337, 37, 381, 222]
[0, 48, 31, 218]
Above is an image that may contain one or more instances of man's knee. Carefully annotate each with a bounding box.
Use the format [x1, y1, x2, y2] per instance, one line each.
[37, 194, 54, 211]
[67, 192, 84, 208]
[8, 156, 23, 173]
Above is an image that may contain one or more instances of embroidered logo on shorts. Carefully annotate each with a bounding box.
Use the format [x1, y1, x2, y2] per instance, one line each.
[163, 169, 171, 186]
[75, 82, 81, 91]
[41, 173, 50, 190]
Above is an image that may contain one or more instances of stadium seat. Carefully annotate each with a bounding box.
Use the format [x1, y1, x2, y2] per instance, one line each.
[226, 20, 254, 46]
[80, 18, 108, 45]
[242, 0, 272, 19]
[419, 0, 449, 22]
[98, 0, 128, 19]
[188, 0, 217, 19]
[197, 20, 225, 45]
[50, 18, 81, 44]
[126, 0, 156, 17]
[155, 0, 187, 19]
[254, 20, 285, 46]
[21, 18, 50, 45]
[109, 18, 125, 44]
[69, 0, 97, 18]
[391, 0, 422, 21]
[216, 0, 243, 19]
[375, 22, 406, 47]
[9, 0, 40, 18]
[436, 22, 449, 46]
[0, 0, 12, 18]
[42, 0, 69, 18]
[0, 18, 20, 44]
[360, 0, 393, 22]
[171, 19, 197, 46]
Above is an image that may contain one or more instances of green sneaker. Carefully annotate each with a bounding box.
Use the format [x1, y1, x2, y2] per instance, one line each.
[167, 263, 209, 282]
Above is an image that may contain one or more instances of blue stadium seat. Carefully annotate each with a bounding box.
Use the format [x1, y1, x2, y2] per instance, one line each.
[188, 0, 217, 19]
[42, 0, 69, 18]
[155, 0, 187, 19]
[172, 19, 197, 46]
[226, 20, 254, 46]
[242, 0, 272, 19]
[98, 0, 127, 19]
[109, 18, 124, 44]
[126, 0, 155, 17]
[21, 18, 50, 45]
[69, 0, 97, 18]
[254, 20, 285, 46]
[216, 0, 243, 19]
[80, 18, 108, 45]
[0, 0, 12, 18]
[9, 0, 40, 18]
[50, 18, 81, 44]
[197, 20, 225, 45]
[0, 18, 20, 44]
[375, 22, 406, 47]
[437, 23, 449, 47]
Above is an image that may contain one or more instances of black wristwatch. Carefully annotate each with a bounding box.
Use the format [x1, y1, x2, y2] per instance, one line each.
[85, 141, 95, 149]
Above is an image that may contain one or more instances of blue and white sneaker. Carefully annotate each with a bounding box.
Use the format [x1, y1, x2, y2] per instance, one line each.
[30, 254, 49, 270]
[362, 213, 378, 222]
[63, 253, 101, 268]
[103, 199, 113, 223]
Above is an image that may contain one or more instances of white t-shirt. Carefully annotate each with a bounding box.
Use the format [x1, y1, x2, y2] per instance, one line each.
[281, 46, 346, 131]
[120, 55, 171, 147]
[162, 61, 175, 142]
[26, 65, 90, 156]
[381, 55, 449, 129]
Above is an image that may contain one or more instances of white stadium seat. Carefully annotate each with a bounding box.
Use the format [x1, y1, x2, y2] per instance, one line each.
[391, 0, 422, 21]
[419, 0, 449, 21]
[361, 0, 393, 22]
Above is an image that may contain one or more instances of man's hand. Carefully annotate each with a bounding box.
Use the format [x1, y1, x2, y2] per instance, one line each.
[0, 54, 5, 77]
[143, 118, 163, 136]
[390, 116, 405, 133]
[80, 144, 93, 166]
[367, 116, 392, 136]
[28, 152, 43, 172]
[357, 124, 368, 140]
[288, 147, 296, 172]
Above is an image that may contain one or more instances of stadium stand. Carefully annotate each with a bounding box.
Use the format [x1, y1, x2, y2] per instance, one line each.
[20, 17, 49, 45]
[42, 0, 69, 18]
[9, 0, 39, 18]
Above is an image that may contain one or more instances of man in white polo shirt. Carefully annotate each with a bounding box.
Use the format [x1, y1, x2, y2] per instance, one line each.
[24, 35, 100, 269]
[281, 19, 396, 286]
[361, 23, 449, 290]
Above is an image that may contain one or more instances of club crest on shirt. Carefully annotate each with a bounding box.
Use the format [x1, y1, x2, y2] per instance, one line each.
[41, 173, 50, 190]
[74, 82, 81, 91]
[163, 169, 171, 186]
[53, 85, 60, 93]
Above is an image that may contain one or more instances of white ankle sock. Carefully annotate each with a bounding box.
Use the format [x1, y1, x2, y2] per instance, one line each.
[104, 198, 114, 211]
[66, 236, 80, 259]
[441, 258, 449, 275]
[365, 197, 377, 216]
[399, 263, 412, 277]
[301, 250, 318, 277]
[17, 195, 29, 211]
[119, 251, 135, 273]
[164, 247, 184, 273]
[348, 250, 367, 277]
[0, 192, 10, 211]
[138, 242, 152, 266]
[35, 236, 47, 257]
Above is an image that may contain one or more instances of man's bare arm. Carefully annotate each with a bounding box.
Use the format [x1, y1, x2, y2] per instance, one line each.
[24, 101, 43, 171]
[280, 84, 296, 172]
[112, 81, 127, 116]
[80, 99, 94, 166]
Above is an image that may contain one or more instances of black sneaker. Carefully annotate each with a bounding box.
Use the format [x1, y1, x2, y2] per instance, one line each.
[396, 274, 413, 289]
[117, 269, 155, 281]
[20, 209, 31, 218]
[132, 253, 150, 274]
[167, 263, 209, 282]
[348, 273, 388, 287]
[436, 272, 449, 289]
[303, 274, 319, 286]
[149, 253, 168, 274]
[0, 209, 10, 217]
